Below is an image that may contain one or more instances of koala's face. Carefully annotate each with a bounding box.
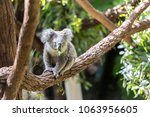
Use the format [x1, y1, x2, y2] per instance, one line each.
[48, 31, 67, 52]
[41, 28, 73, 53]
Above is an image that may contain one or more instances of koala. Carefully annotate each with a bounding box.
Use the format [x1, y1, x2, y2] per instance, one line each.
[40, 28, 77, 78]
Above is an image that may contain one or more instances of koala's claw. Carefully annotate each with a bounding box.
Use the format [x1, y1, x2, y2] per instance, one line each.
[52, 69, 60, 79]
[44, 68, 53, 73]
[44, 68, 60, 79]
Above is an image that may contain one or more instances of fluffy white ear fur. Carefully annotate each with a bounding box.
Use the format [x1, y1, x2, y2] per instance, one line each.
[39, 28, 54, 43]
[62, 28, 73, 41]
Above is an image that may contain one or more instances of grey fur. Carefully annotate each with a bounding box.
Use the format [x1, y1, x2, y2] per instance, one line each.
[40, 28, 77, 77]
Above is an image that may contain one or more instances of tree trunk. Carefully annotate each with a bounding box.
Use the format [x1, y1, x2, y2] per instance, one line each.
[15, 0, 24, 22]
[0, 0, 16, 99]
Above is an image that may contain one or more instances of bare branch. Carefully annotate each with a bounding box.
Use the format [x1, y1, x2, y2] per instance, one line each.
[75, 0, 132, 43]
[2, 0, 40, 99]
[125, 19, 150, 37]
[82, 0, 141, 29]
[75, 0, 116, 31]
[1, 0, 149, 92]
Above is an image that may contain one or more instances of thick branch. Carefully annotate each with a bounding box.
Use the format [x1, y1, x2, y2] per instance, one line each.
[1, 0, 149, 92]
[15, 12, 43, 52]
[2, 0, 40, 99]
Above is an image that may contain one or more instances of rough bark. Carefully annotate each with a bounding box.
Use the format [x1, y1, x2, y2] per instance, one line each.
[0, 0, 16, 67]
[15, 20, 43, 52]
[123, 19, 150, 37]
[0, 0, 149, 92]
[0, 0, 16, 99]
[15, 0, 42, 53]
[2, 0, 40, 100]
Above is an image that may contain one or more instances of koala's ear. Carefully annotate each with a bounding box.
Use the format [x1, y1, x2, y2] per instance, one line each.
[63, 28, 73, 41]
[38, 28, 55, 43]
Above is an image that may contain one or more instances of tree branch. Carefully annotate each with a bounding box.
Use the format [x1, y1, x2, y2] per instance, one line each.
[15, 16, 43, 52]
[79, 0, 142, 30]
[2, 0, 40, 99]
[75, 0, 116, 31]
[81, 4, 127, 29]
[75, 0, 134, 43]
[0, 0, 149, 92]
[125, 19, 150, 37]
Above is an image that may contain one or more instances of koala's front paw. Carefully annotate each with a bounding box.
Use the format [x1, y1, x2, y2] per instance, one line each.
[44, 67, 53, 73]
[51, 68, 60, 78]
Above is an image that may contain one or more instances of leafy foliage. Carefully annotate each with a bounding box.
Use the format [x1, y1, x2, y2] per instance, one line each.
[120, 7, 150, 99]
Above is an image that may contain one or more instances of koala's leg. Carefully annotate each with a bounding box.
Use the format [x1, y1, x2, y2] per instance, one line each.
[52, 55, 67, 77]
[43, 48, 53, 72]
[60, 43, 77, 74]
[60, 56, 76, 74]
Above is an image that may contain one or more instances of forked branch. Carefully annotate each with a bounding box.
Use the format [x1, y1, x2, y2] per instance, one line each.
[2, 0, 40, 99]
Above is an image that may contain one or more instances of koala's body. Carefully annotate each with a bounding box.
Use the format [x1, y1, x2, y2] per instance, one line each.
[40, 28, 77, 77]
